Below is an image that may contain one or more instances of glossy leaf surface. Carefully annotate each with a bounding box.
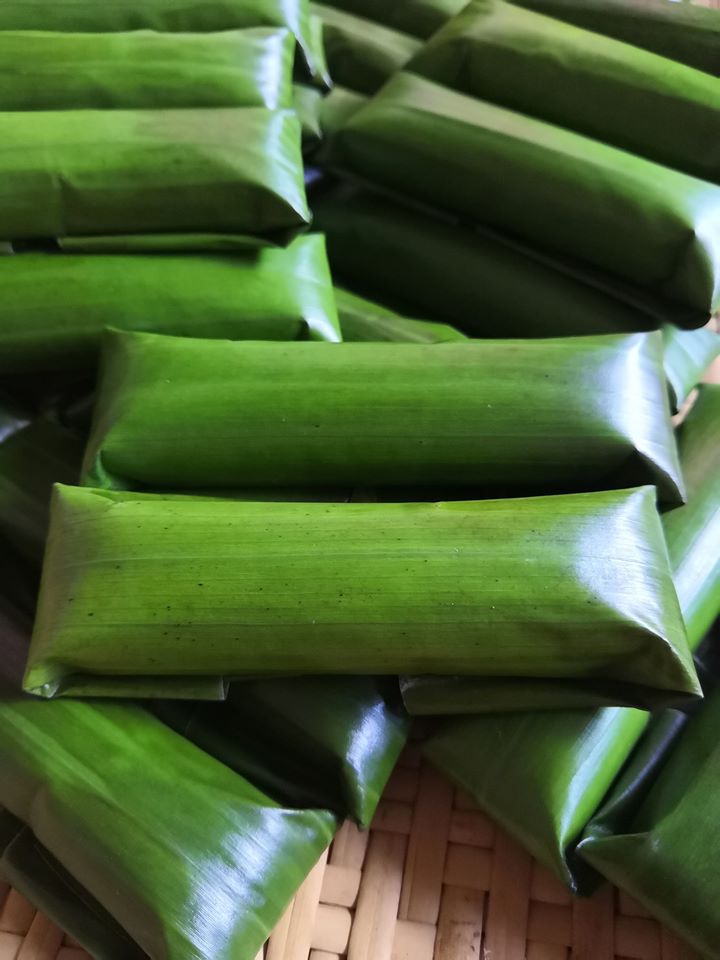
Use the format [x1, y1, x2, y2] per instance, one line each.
[511, 0, 720, 76]
[0, 0, 323, 81]
[0, 107, 307, 241]
[83, 330, 683, 502]
[0, 234, 341, 375]
[329, 71, 720, 317]
[312, 2, 420, 93]
[313, 189, 701, 333]
[0, 28, 294, 110]
[423, 390, 720, 886]
[24, 485, 698, 701]
[155, 676, 409, 828]
[662, 324, 720, 411]
[579, 686, 720, 956]
[410, 0, 720, 181]
[0, 693, 336, 960]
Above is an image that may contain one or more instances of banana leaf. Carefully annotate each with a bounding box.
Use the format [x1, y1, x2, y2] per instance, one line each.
[335, 286, 467, 342]
[409, 385, 720, 716]
[0, 418, 84, 565]
[423, 388, 720, 888]
[82, 330, 684, 503]
[312, 188, 702, 332]
[328, 71, 720, 319]
[511, 0, 720, 76]
[0, 0, 324, 83]
[293, 83, 323, 146]
[0, 808, 146, 960]
[0, 691, 336, 960]
[315, 0, 467, 38]
[578, 685, 720, 957]
[0, 398, 30, 443]
[663, 323, 720, 411]
[0, 234, 341, 376]
[24, 484, 699, 702]
[409, 0, 720, 182]
[318, 85, 368, 139]
[154, 676, 409, 827]
[312, 3, 420, 93]
[0, 28, 294, 111]
[0, 107, 307, 242]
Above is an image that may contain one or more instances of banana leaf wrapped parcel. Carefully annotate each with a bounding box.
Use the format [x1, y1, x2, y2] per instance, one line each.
[511, 0, 720, 76]
[312, 189, 694, 333]
[0, 107, 307, 241]
[314, 0, 467, 39]
[409, 0, 720, 181]
[83, 330, 683, 502]
[0, 691, 336, 960]
[578, 683, 720, 958]
[0, 234, 341, 376]
[23, 485, 699, 703]
[0, 0, 325, 82]
[328, 71, 720, 321]
[423, 387, 720, 887]
[0, 28, 294, 111]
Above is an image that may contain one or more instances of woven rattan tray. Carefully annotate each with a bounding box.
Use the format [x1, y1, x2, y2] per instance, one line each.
[0, 746, 700, 960]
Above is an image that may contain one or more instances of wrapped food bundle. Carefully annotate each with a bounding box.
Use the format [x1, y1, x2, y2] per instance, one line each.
[0, 107, 307, 241]
[0, 235, 341, 375]
[0, 0, 325, 81]
[83, 330, 682, 500]
[327, 70, 720, 321]
[0, 28, 295, 111]
[23, 484, 699, 702]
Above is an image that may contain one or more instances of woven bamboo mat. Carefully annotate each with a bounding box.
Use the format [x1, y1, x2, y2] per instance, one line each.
[0, 745, 700, 960]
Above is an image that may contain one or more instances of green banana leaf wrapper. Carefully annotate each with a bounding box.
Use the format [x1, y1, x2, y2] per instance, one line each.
[335, 286, 467, 342]
[423, 388, 720, 888]
[315, 0, 466, 38]
[663, 323, 720, 411]
[408, 385, 720, 716]
[24, 484, 699, 702]
[154, 676, 409, 828]
[0, 106, 307, 242]
[328, 71, 720, 319]
[312, 188, 702, 332]
[409, 0, 720, 182]
[578, 684, 720, 957]
[511, 0, 720, 76]
[82, 330, 684, 503]
[0, 692, 336, 960]
[0, 418, 84, 565]
[0, 234, 341, 376]
[312, 2, 420, 93]
[293, 83, 324, 147]
[0, 27, 294, 111]
[0, 0, 324, 83]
